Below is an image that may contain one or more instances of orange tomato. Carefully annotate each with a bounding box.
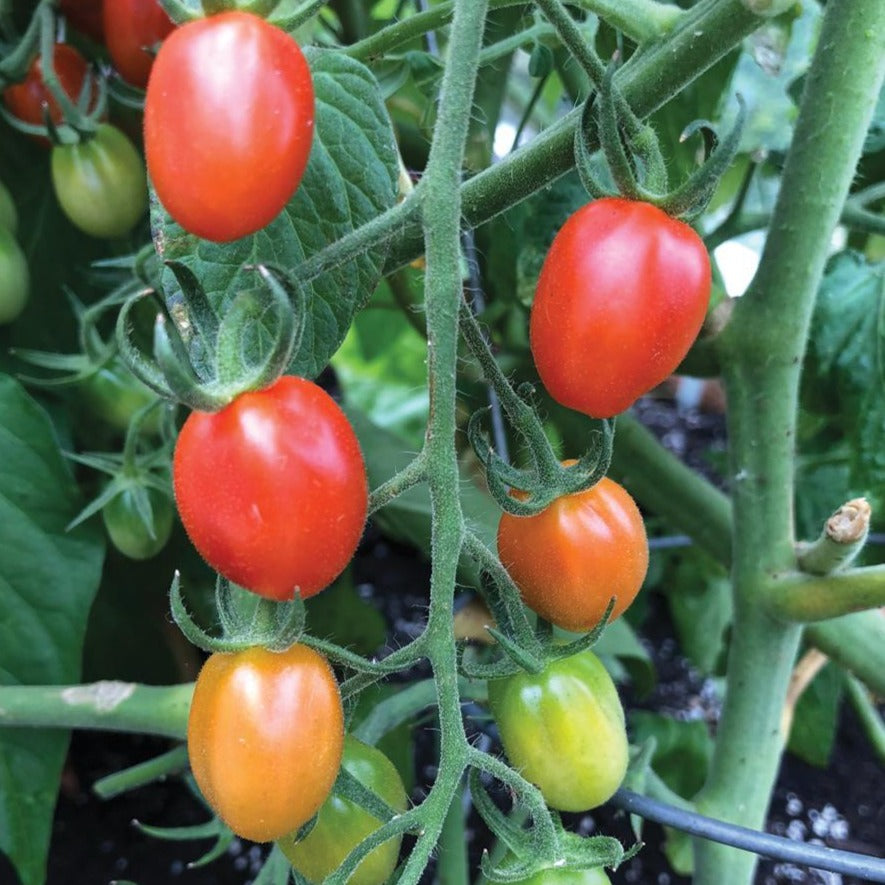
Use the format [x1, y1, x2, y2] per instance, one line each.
[497, 476, 648, 632]
[187, 643, 344, 843]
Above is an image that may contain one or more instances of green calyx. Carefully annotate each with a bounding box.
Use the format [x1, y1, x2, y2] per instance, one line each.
[575, 58, 746, 221]
[117, 261, 303, 413]
[170, 573, 308, 654]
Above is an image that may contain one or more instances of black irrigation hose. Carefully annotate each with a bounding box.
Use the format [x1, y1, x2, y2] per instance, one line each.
[611, 789, 885, 882]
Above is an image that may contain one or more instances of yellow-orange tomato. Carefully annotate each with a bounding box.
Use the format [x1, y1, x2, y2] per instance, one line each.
[187, 644, 344, 843]
[497, 476, 648, 632]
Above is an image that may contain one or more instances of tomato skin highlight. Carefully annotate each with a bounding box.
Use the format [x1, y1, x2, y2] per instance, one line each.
[104, 0, 175, 88]
[530, 198, 711, 418]
[488, 650, 628, 812]
[50, 124, 147, 238]
[497, 476, 648, 633]
[173, 376, 368, 601]
[497, 865, 611, 885]
[188, 644, 344, 843]
[279, 736, 408, 885]
[143, 11, 314, 242]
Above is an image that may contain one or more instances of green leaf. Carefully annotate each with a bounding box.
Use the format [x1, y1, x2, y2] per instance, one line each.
[0, 374, 105, 885]
[581, 617, 655, 697]
[629, 711, 714, 799]
[306, 569, 388, 656]
[787, 661, 844, 768]
[332, 275, 428, 450]
[800, 251, 885, 520]
[150, 49, 399, 380]
[664, 550, 732, 675]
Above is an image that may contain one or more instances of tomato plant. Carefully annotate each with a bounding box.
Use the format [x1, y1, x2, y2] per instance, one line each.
[0, 228, 29, 324]
[279, 735, 408, 885]
[529, 198, 711, 419]
[188, 643, 343, 843]
[3, 44, 94, 142]
[488, 649, 628, 812]
[143, 11, 314, 242]
[173, 376, 367, 601]
[50, 123, 147, 238]
[497, 475, 648, 632]
[103, 0, 175, 88]
[102, 486, 173, 560]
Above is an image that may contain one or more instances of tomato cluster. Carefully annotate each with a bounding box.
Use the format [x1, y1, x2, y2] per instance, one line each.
[530, 197, 711, 419]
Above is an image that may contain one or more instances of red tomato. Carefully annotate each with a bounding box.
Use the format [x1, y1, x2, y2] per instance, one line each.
[3, 45, 94, 142]
[173, 376, 367, 601]
[530, 198, 711, 418]
[497, 474, 648, 632]
[188, 643, 344, 843]
[60, 0, 105, 43]
[143, 11, 314, 242]
[103, 0, 175, 88]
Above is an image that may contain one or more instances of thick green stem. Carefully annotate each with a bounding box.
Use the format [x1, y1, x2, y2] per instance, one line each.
[807, 611, 885, 697]
[0, 682, 192, 739]
[694, 2, 885, 882]
[766, 566, 885, 622]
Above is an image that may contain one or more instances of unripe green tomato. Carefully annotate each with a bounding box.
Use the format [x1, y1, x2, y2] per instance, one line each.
[488, 650, 628, 812]
[0, 227, 29, 324]
[50, 124, 147, 238]
[0, 180, 18, 235]
[78, 360, 161, 434]
[102, 486, 174, 560]
[278, 736, 408, 885]
[500, 866, 612, 885]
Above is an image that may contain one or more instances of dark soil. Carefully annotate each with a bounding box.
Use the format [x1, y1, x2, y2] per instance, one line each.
[2, 396, 883, 885]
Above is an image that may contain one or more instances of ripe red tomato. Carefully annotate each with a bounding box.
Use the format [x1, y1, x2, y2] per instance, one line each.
[3, 44, 94, 142]
[103, 0, 175, 88]
[173, 376, 367, 601]
[60, 0, 105, 43]
[188, 644, 344, 843]
[488, 649, 628, 812]
[497, 474, 648, 633]
[143, 11, 314, 242]
[530, 198, 711, 418]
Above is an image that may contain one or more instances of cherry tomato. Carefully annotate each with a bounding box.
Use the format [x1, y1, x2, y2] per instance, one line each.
[279, 736, 408, 885]
[488, 649, 628, 812]
[102, 485, 174, 560]
[50, 123, 147, 238]
[173, 376, 367, 601]
[78, 358, 161, 434]
[0, 228, 29, 324]
[103, 0, 175, 88]
[3, 44, 95, 144]
[60, 0, 105, 43]
[144, 11, 314, 242]
[497, 474, 648, 633]
[0, 180, 18, 234]
[530, 198, 711, 418]
[188, 643, 344, 843]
